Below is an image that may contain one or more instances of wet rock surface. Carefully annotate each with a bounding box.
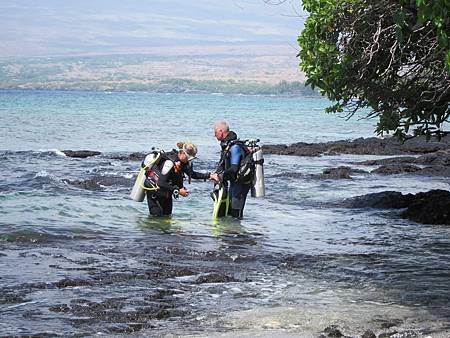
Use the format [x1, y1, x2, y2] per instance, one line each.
[319, 166, 368, 179]
[0, 232, 273, 336]
[344, 190, 450, 224]
[65, 175, 133, 191]
[109, 152, 146, 161]
[353, 150, 450, 177]
[263, 136, 450, 156]
[62, 150, 102, 158]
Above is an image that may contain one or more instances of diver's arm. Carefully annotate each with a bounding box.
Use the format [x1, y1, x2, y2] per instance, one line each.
[184, 163, 210, 181]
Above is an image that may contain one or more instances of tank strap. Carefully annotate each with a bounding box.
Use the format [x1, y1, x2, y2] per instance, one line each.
[254, 159, 264, 165]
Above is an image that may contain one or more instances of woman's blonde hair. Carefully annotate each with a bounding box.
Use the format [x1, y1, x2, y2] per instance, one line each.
[176, 141, 197, 157]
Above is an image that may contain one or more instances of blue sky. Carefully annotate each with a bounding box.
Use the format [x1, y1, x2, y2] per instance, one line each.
[0, 0, 306, 57]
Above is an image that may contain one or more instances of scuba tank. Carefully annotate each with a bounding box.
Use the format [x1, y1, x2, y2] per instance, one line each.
[251, 145, 265, 198]
[130, 152, 161, 202]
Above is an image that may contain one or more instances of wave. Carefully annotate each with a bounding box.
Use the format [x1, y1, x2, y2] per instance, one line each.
[0, 149, 67, 158]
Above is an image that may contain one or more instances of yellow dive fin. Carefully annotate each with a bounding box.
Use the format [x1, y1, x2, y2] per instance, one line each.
[212, 185, 229, 220]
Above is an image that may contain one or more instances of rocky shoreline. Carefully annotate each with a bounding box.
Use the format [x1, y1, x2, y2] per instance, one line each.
[262, 136, 450, 225]
[261, 135, 450, 156]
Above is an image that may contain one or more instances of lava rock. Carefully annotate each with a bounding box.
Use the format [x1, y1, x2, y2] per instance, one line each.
[65, 175, 133, 191]
[371, 164, 422, 175]
[263, 136, 450, 156]
[322, 325, 344, 337]
[345, 190, 450, 225]
[109, 152, 146, 161]
[362, 329, 377, 338]
[344, 191, 414, 209]
[402, 190, 450, 224]
[320, 166, 368, 179]
[62, 150, 101, 158]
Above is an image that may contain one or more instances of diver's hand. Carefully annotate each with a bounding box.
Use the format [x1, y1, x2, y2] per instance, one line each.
[209, 173, 220, 183]
[179, 187, 189, 197]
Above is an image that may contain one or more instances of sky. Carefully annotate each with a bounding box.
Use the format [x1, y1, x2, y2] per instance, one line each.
[0, 0, 307, 57]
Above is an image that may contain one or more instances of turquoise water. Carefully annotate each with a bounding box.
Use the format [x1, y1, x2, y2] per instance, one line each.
[0, 90, 378, 153]
[1, 90, 450, 337]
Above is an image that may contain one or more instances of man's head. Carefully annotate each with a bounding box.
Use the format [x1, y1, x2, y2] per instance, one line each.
[214, 120, 230, 141]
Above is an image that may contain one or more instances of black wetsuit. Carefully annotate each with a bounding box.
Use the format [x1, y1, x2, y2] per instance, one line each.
[145, 151, 209, 216]
[216, 131, 252, 219]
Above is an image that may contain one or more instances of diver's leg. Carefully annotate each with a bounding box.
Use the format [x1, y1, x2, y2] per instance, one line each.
[229, 183, 251, 219]
[146, 192, 163, 216]
[161, 196, 173, 215]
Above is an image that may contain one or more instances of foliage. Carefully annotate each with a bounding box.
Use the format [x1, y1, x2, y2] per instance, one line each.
[298, 0, 450, 139]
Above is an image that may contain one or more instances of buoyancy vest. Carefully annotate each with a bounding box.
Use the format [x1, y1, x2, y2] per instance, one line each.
[218, 132, 255, 184]
[144, 150, 183, 192]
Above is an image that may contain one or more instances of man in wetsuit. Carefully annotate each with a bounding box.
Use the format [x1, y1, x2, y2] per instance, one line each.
[210, 121, 252, 219]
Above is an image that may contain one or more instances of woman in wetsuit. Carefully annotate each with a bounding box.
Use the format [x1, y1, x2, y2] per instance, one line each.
[144, 141, 211, 216]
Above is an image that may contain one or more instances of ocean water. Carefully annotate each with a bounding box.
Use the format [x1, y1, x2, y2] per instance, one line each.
[1, 90, 449, 337]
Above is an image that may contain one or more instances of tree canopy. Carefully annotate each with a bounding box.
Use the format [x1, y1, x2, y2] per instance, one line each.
[298, 0, 450, 139]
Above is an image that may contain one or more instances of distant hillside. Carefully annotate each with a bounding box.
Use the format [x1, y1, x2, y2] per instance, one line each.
[0, 47, 316, 95]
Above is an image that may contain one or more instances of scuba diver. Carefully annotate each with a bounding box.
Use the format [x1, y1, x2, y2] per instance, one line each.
[210, 121, 255, 219]
[138, 141, 212, 216]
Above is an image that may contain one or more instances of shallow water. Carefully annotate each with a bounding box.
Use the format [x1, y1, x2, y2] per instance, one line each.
[1, 90, 450, 337]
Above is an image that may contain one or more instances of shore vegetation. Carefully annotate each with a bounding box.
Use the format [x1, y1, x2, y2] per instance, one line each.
[299, 0, 449, 139]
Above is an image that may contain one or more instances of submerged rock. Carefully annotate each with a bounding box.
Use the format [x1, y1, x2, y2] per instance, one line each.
[109, 152, 146, 161]
[371, 164, 422, 175]
[344, 190, 450, 225]
[320, 166, 368, 179]
[62, 150, 101, 158]
[354, 150, 450, 177]
[193, 272, 239, 284]
[402, 190, 450, 225]
[344, 191, 414, 209]
[65, 175, 133, 191]
[361, 330, 377, 338]
[320, 325, 344, 337]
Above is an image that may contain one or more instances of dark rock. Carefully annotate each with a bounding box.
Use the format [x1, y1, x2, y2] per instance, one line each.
[371, 164, 422, 175]
[55, 278, 93, 288]
[62, 150, 101, 158]
[415, 150, 450, 165]
[65, 175, 133, 191]
[352, 150, 450, 177]
[322, 325, 344, 337]
[417, 166, 450, 177]
[193, 272, 238, 284]
[402, 190, 450, 225]
[380, 318, 403, 329]
[344, 191, 414, 209]
[263, 135, 450, 156]
[320, 166, 368, 179]
[362, 329, 377, 338]
[345, 190, 450, 225]
[109, 152, 146, 161]
[271, 171, 305, 178]
[0, 292, 26, 304]
[355, 157, 417, 166]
